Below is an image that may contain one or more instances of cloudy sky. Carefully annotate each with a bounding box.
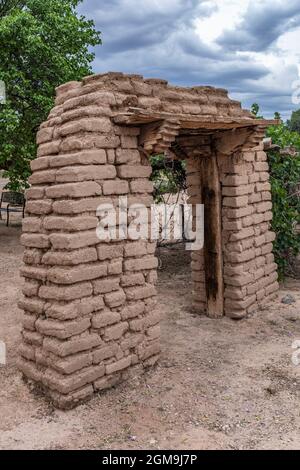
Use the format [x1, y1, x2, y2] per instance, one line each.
[79, 0, 300, 120]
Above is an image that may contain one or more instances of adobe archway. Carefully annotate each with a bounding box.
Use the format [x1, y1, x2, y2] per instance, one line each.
[19, 73, 279, 408]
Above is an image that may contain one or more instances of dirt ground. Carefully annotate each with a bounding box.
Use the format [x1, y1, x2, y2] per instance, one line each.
[0, 212, 300, 450]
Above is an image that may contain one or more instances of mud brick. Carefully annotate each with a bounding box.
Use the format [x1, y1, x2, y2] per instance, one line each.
[36, 317, 90, 339]
[19, 343, 36, 361]
[261, 243, 274, 255]
[146, 325, 160, 340]
[222, 184, 253, 197]
[20, 266, 47, 281]
[49, 230, 99, 250]
[22, 314, 37, 332]
[22, 330, 43, 346]
[120, 135, 138, 149]
[58, 118, 112, 136]
[22, 279, 40, 297]
[30, 156, 49, 171]
[125, 284, 156, 301]
[56, 165, 116, 182]
[43, 365, 105, 394]
[47, 263, 107, 284]
[25, 186, 45, 200]
[29, 170, 56, 185]
[52, 197, 112, 215]
[39, 282, 93, 301]
[222, 175, 248, 186]
[117, 165, 152, 179]
[49, 385, 94, 409]
[256, 201, 272, 213]
[46, 182, 102, 199]
[26, 200, 52, 215]
[115, 149, 141, 164]
[36, 128, 54, 145]
[102, 180, 129, 195]
[265, 231, 276, 243]
[22, 217, 43, 233]
[37, 140, 61, 157]
[42, 247, 98, 266]
[225, 295, 256, 310]
[92, 310, 121, 329]
[50, 149, 107, 167]
[130, 318, 145, 332]
[53, 352, 93, 375]
[120, 301, 145, 320]
[104, 322, 128, 341]
[45, 295, 104, 320]
[18, 358, 43, 382]
[104, 289, 126, 308]
[223, 196, 249, 208]
[265, 281, 279, 296]
[254, 162, 269, 172]
[106, 356, 131, 374]
[43, 216, 98, 232]
[18, 297, 45, 314]
[93, 374, 121, 391]
[93, 344, 119, 364]
[23, 248, 43, 264]
[138, 341, 160, 360]
[124, 241, 148, 257]
[256, 151, 267, 161]
[93, 277, 120, 295]
[43, 333, 101, 357]
[120, 334, 143, 351]
[124, 256, 158, 272]
[130, 179, 154, 193]
[121, 273, 145, 287]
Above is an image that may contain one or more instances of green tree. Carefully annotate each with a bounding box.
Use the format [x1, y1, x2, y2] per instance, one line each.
[274, 111, 281, 121]
[0, 1, 24, 18]
[287, 109, 300, 133]
[251, 103, 263, 119]
[150, 155, 186, 203]
[0, 0, 101, 190]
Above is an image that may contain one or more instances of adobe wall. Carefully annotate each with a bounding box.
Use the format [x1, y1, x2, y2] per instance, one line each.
[219, 141, 278, 318]
[186, 135, 278, 318]
[18, 72, 279, 408]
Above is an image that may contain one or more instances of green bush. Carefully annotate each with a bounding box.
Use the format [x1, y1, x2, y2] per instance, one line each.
[266, 124, 300, 277]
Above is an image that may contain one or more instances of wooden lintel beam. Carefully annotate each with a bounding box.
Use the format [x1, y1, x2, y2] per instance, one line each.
[113, 109, 279, 131]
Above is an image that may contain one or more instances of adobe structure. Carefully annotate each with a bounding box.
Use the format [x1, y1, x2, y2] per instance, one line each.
[19, 72, 279, 408]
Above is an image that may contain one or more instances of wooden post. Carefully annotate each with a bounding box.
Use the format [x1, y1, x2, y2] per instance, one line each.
[201, 153, 224, 317]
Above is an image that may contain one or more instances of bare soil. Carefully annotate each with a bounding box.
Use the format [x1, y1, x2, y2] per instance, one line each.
[0, 214, 300, 450]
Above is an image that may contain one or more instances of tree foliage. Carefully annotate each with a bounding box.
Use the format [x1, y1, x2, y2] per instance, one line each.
[0, 0, 101, 189]
[150, 155, 186, 203]
[251, 103, 263, 119]
[287, 109, 300, 133]
[0, 0, 24, 18]
[266, 124, 300, 277]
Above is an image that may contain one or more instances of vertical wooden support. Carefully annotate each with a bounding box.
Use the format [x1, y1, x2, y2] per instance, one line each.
[201, 153, 224, 317]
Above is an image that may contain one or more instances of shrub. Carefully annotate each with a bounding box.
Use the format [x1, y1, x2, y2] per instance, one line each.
[267, 124, 300, 277]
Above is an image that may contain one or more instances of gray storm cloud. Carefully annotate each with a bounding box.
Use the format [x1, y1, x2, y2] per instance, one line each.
[78, 0, 300, 119]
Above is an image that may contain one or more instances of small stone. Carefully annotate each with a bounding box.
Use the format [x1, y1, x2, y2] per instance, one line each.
[281, 294, 296, 305]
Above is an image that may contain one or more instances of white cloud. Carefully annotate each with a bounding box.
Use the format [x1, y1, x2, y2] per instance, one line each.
[195, 0, 250, 45]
